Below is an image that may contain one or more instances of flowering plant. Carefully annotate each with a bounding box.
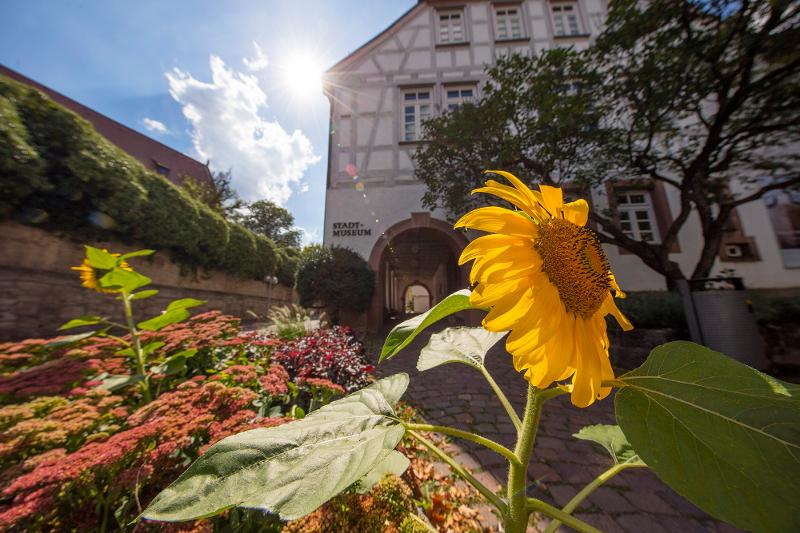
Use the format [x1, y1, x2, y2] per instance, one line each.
[143, 174, 799, 532]
[62, 246, 207, 403]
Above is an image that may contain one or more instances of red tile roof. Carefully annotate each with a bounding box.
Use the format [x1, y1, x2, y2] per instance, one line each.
[0, 64, 212, 185]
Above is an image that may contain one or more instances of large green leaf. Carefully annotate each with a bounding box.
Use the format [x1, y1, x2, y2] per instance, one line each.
[166, 298, 206, 311]
[417, 327, 505, 372]
[142, 374, 409, 522]
[131, 289, 159, 300]
[380, 289, 479, 363]
[573, 424, 644, 466]
[100, 268, 152, 292]
[137, 308, 190, 332]
[355, 450, 410, 494]
[616, 341, 800, 533]
[366, 372, 409, 407]
[85, 246, 117, 269]
[59, 315, 104, 331]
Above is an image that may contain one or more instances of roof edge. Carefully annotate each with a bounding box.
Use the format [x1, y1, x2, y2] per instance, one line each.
[324, 2, 425, 74]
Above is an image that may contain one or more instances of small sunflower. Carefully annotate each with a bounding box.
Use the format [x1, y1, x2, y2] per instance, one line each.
[72, 252, 132, 294]
[455, 170, 633, 407]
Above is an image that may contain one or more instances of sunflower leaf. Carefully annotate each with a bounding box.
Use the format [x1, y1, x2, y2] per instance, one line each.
[615, 341, 800, 532]
[417, 327, 505, 372]
[137, 308, 190, 332]
[120, 249, 156, 260]
[166, 298, 206, 312]
[84, 246, 117, 269]
[573, 424, 644, 466]
[141, 374, 408, 522]
[355, 450, 410, 494]
[100, 268, 152, 292]
[380, 289, 479, 363]
[59, 315, 104, 330]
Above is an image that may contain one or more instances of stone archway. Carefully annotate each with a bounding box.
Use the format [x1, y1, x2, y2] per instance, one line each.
[403, 282, 432, 313]
[367, 212, 470, 332]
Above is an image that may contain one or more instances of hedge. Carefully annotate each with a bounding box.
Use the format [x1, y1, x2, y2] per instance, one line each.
[0, 74, 283, 280]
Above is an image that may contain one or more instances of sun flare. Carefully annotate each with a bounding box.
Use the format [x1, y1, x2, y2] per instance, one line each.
[281, 53, 324, 98]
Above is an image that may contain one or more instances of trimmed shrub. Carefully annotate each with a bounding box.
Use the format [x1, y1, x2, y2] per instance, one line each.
[0, 74, 280, 280]
[296, 245, 375, 321]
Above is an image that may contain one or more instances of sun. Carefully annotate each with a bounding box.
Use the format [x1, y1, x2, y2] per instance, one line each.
[281, 53, 324, 98]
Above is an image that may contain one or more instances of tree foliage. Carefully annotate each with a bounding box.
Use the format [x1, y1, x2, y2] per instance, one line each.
[296, 245, 375, 321]
[237, 199, 303, 250]
[416, 0, 800, 282]
[181, 169, 243, 220]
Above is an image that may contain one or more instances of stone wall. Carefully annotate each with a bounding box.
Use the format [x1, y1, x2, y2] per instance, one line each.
[0, 222, 295, 340]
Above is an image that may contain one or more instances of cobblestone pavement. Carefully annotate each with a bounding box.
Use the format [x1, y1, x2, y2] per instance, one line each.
[372, 324, 741, 533]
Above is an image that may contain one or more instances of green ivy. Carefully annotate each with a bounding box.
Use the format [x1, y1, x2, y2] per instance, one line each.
[0, 74, 283, 280]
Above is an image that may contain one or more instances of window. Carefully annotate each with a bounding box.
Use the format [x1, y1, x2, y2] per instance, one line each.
[155, 163, 170, 177]
[616, 191, 660, 243]
[438, 10, 465, 44]
[445, 86, 475, 112]
[550, 2, 582, 37]
[495, 6, 523, 40]
[403, 89, 432, 141]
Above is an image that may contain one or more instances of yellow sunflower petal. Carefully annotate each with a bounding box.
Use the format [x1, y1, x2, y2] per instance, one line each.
[482, 288, 535, 332]
[562, 199, 589, 227]
[601, 295, 633, 331]
[459, 234, 519, 266]
[454, 207, 538, 238]
[538, 184, 564, 218]
[470, 278, 527, 307]
[570, 320, 604, 407]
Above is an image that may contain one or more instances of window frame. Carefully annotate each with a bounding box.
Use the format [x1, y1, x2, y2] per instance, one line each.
[444, 84, 477, 112]
[401, 88, 434, 142]
[436, 8, 467, 45]
[615, 190, 661, 244]
[494, 5, 525, 41]
[549, 1, 584, 38]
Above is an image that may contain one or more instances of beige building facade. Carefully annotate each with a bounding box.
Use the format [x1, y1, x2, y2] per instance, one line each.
[322, 0, 800, 331]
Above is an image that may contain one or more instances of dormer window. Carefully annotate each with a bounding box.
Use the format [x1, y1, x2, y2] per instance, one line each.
[495, 6, 524, 40]
[438, 10, 466, 44]
[155, 163, 170, 177]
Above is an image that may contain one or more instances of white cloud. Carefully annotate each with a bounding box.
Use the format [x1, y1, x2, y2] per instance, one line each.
[297, 226, 320, 247]
[142, 117, 168, 134]
[242, 41, 268, 72]
[166, 55, 319, 204]
[300, 182, 309, 193]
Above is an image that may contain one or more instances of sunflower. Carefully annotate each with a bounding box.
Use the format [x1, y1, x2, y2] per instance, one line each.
[72, 252, 132, 294]
[455, 170, 633, 407]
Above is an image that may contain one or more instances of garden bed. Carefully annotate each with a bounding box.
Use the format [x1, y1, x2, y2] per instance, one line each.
[0, 311, 488, 531]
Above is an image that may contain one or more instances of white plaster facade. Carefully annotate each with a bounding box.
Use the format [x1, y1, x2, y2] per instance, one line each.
[322, 0, 800, 294]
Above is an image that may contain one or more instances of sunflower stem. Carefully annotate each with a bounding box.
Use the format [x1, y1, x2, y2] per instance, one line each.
[480, 366, 522, 432]
[407, 429, 507, 515]
[122, 293, 151, 403]
[506, 385, 543, 533]
[543, 459, 644, 533]
[403, 423, 521, 468]
[528, 498, 602, 533]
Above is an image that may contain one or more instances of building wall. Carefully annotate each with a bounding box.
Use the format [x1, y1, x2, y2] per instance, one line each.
[0, 223, 294, 340]
[324, 0, 800, 292]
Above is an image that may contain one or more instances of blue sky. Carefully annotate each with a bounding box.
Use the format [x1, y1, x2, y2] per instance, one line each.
[0, 0, 416, 245]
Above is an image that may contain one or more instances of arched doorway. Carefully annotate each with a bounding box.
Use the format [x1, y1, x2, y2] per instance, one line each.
[404, 283, 431, 314]
[368, 212, 470, 332]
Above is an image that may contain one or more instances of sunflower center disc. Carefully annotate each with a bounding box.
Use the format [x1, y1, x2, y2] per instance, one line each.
[534, 218, 611, 318]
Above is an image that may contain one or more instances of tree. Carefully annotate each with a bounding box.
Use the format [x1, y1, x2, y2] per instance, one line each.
[236, 199, 303, 250]
[181, 169, 243, 219]
[296, 245, 375, 323]
[416, 0, 800, 285]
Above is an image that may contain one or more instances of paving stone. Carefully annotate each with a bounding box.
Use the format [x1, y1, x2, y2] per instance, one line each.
[455, 412, 474, 424]
[624, 490, 677, 515]
[473, 470, 503, 493]
[528, 462, 560, 484]
[575, 512, 627, 533]
[453, 452, 482, 471]
[550, 462, 596, 484]
[548, 484, 579, 507]
[616, 513, 671, 533]
[588, 487, 634, 513]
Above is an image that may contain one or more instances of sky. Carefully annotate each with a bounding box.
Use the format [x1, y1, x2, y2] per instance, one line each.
[0, 0, 416, 245]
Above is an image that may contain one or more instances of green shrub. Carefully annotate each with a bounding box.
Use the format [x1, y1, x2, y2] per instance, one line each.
[613, 291, 687, 333]
[749, 290, 800, 324]
[276, 247, 301, 287]
[0, 74, 281, 279]
[296, 245, 375, 322]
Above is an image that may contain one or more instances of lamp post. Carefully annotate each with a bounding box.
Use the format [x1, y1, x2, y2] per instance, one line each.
[263, 275, 279, 312]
